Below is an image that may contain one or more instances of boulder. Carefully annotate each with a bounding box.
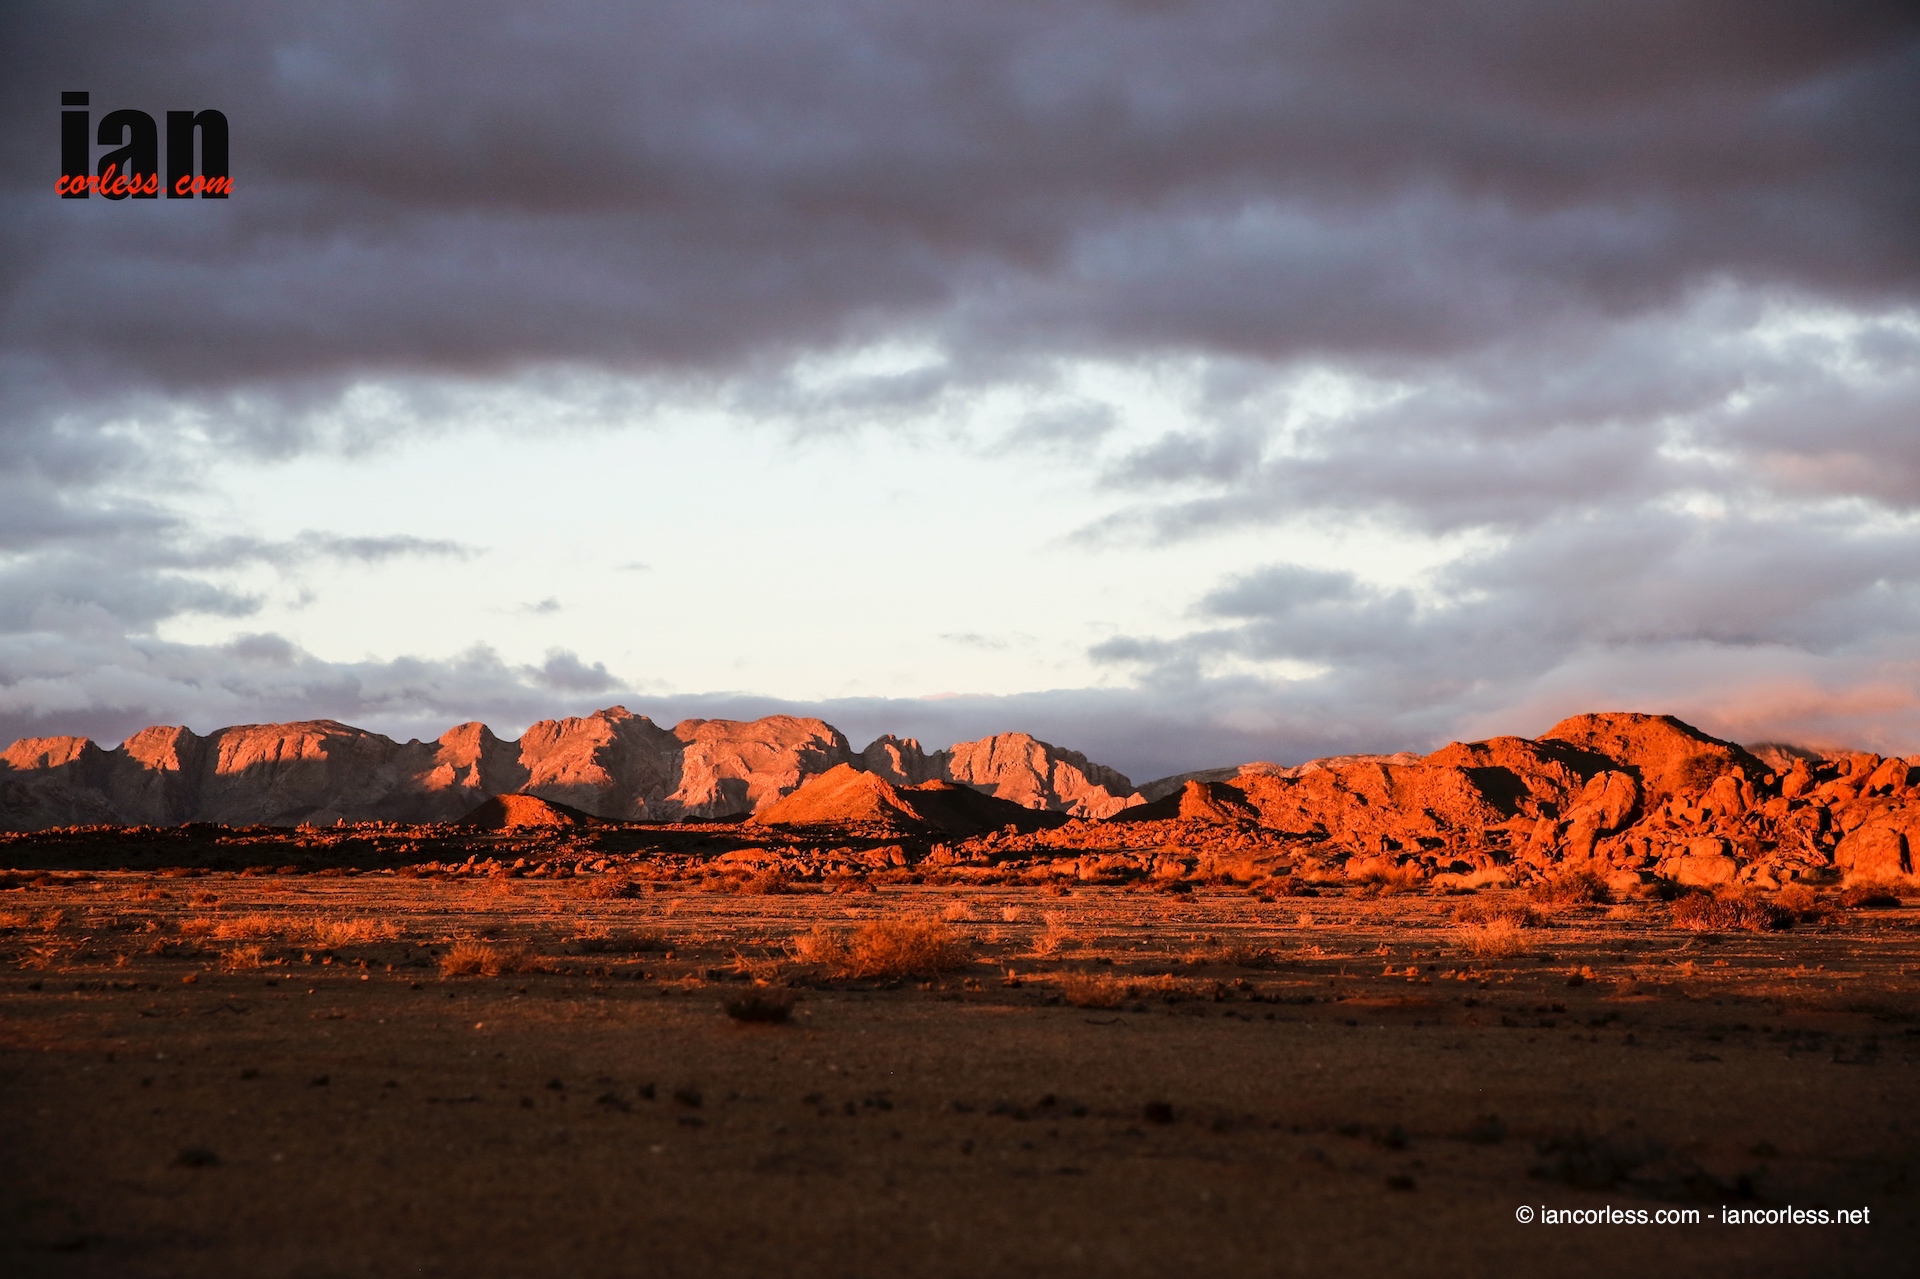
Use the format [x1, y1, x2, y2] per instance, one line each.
[1672, 854, 1739, 887]
[1836, 825, 1911, 882]
[1863, 756, 1917, 797]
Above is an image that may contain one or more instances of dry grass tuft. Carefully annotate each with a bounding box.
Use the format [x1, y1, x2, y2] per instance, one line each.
[181, 914, 400, 947]
[1670, 888, 1793, 932]
[1775, 883, 1826, 920]
[791, 917, 972, 979]
[1061, 972, 1211, 1008]
[1453, 896, 1538, 928]
[221, 944, 267, 970]
[440, 939, 544, 977]
[571, 929, 665, 955]
[570, 875, 642, 900]
[1530, 868, 1611, 906]
[312, 918, 401, 947]
[202, 913, 291, 940]
[1455, 917, 1528, 958]
[1214, 941, 1280, 969]
[1029, 912, 1077, 957]
[1452, 902, 1533, 957]
[1252, 873, 1318, 898]
[1839, 882, 1903, 910]
[1350, 861, 1424, 895]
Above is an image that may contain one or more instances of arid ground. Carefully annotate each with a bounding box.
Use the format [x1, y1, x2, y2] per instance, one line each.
[3, 842, 1917, 1277]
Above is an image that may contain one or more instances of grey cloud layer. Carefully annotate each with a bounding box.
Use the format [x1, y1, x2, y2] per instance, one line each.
[6, 1, 1915, 393]
[2, 2, 1919, 768]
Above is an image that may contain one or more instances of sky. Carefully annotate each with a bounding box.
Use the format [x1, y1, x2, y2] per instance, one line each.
[3, 1, 1919, 783]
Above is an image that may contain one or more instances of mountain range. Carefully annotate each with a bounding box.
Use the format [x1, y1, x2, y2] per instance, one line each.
[0, 706, 1139, 830]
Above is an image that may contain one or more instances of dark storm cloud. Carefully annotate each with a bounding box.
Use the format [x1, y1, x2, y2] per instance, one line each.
[3, 1, 1915, 398]
[3, 1, 1920, 767]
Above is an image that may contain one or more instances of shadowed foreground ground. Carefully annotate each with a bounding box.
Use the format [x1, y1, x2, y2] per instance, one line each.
[3, 872, 1916, 1277]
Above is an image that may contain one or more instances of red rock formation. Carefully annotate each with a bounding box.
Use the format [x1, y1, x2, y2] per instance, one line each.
[856, 734, 945, 785]
[1, 707, 1120, 829]
[1540, 712, 1763, 802]
[7, 704, 1914, 899]
[671, 715, 852, 817]
[941, 732, 1136, 817]
[455, 793, 599, 829]
[1110, 780, 1261, 825]
[752, 763, 1060, 836]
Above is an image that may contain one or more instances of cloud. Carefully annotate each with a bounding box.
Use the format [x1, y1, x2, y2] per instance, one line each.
[1, 2, 1918, 769]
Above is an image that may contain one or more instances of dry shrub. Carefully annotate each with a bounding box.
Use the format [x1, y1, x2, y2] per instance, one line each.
[1530, 868, 1611, 906]
[571, 875, 641, 900]
[440, 939, 543, 977]
[184, 914, 398, 947]
[1350, 861, 1424, 894]
[1839, 882, 1903, 909]
[1029, 913, 1076, 957]
[792, 917, 971, 979]
[204, 913, 292, 941]
[1183, 940, 1278, 968]
[1218, 942, 1279, 969]
[1455, 917, 1529, 958]
[789, 926, 846, 968]
[221, 944, 266, 970]
[0, 909, 34, 932]
[939, 901, 977, 923]
[1670, 888, 1793, 932]
[312, 918, 400, 947]
[729, 951, 787, 984]
[1775, 883, 1826, 920]
[1453, 896, 1538, 928]
[1253, 873, 1318, 898]
[1061, 972, 1208, 1008]
[741, 869, 791, 895]
[572, 929, 665, 955]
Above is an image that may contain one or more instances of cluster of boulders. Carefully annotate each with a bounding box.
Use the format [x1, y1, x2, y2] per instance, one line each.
[920, 713, 1918, 892]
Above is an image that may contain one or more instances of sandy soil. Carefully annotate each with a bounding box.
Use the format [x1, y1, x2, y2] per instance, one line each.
[3, 871, 1917, 1277]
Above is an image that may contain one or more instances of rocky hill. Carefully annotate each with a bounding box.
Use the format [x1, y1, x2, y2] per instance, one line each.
[0, 708, 1137, 830]
[1086, 712, 1918, 891]
[750, 764, 1064, 837]
[6, 708, 1915, 890]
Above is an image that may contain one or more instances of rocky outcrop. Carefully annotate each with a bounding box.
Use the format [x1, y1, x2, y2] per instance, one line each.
[1111, 779, 1262, 824]
[942, 733, 1137, 818]
[752, 763, 1061, 836]
[455, 793, 599, 829]
[673, 716, 853, 817]
[856, 735, 946, 785]
[1540, 712, 1764, 803]
[1094, 711, 1920, 893]
[851, 731, 1138, 817]
[0, 707, 1129, 830]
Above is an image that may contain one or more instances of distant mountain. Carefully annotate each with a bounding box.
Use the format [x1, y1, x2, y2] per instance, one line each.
[0, 707, 1138, 830]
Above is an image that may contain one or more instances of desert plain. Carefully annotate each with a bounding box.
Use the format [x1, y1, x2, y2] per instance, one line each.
[3, 710, 1919, 1275]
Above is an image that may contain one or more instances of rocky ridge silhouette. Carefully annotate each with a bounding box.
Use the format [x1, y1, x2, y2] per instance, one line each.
[3, 708, 1916, 889]
[0, 707, 1138, 830]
